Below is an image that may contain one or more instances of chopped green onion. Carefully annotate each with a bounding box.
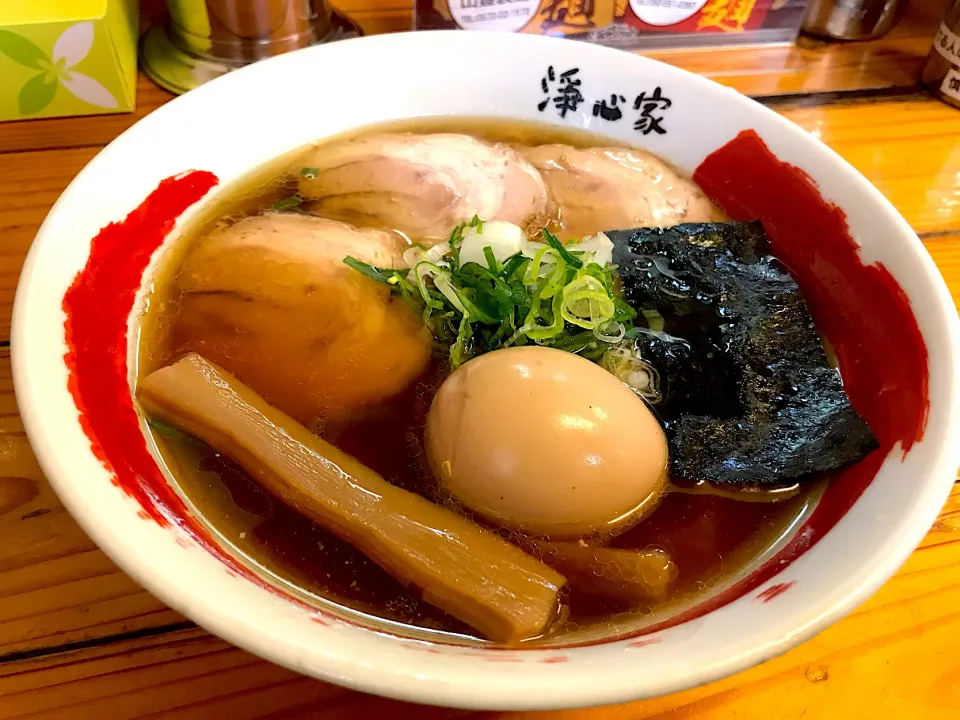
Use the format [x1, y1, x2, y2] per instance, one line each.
[450, 314, 473, 369]
[501, 254, 527, 279]
[344, 256, 404, 284]
[343, 219, 638, 369]
[614, 297, 638, 323]
[542, 229, 583, 269]
[540, 256, 568, 299]
[146, 417, 186, 440]
[594, 321, 626, 344]
[561, 276, 615, 330]
[271, 196, 302, 211]
[414, 261, 451, 310]
[300, 167, 320, 179]
[483, 245, 500, 273]
[641, 308, 665, 333]
[525, 292, 566, 341]
[448, 226, 465, 272]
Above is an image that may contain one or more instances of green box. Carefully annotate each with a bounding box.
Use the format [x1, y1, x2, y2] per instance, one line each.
[0, 1, 139, 122]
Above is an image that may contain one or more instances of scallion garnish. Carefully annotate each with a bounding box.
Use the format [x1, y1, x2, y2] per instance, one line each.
[271, 196, 303, 211]
[343, 221, 636, 369]
[344, 256, 408, 285]
[542, 229, 583, 269]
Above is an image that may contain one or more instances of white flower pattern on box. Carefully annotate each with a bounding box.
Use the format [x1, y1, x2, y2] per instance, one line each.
[0, 22, 117, 116]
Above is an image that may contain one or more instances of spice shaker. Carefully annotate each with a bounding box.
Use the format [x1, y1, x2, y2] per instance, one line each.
[141, 0, 361, 95]
[922, 0, 960, 109]
[801, 0, 904, 41]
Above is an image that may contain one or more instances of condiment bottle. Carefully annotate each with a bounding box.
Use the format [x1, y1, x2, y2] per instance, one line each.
[801, 0, 903, 41]
[141, 0, 361, 95]
[922, 0, 960, 109]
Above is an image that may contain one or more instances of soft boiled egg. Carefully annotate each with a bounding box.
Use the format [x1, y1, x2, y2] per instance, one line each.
[425, 346, 668, 539]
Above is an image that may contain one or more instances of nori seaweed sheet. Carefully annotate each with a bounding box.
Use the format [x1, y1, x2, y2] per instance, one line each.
[608, 221, 878, 487]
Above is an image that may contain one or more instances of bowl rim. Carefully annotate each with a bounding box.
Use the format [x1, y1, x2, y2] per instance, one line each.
[12, 30, 960, 710]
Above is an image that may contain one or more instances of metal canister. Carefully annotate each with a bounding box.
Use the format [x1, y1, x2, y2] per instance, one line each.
[922, 1, 960, 109]
[142, 0, 362, 95]
[801, 0, 903, 41]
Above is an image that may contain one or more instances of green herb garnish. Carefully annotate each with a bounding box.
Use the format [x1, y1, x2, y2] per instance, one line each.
[271, 196, 303, 211]
[344, 221, 635, 369]
[146, 417, 188, 441]
[300, 167, 320, 179]
[542, 228, 583, 269]
[344, 256, 413, 289]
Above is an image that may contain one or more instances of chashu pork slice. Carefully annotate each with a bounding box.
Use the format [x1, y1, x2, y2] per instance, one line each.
[298, 133, 552, 242]
[517, 144, 725, 240]
[171, 212, 431, 425]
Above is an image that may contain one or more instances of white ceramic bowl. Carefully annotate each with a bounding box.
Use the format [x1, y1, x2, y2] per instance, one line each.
[12, 31, 960, 710]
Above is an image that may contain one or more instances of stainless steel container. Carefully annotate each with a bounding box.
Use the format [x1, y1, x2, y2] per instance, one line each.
[801, 0, 903, 41]
[922, 0, 960, 109]
[142, 0, 362, 95]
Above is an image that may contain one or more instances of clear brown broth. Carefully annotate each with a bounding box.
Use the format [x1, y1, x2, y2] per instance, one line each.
[137, 118, 820, 644]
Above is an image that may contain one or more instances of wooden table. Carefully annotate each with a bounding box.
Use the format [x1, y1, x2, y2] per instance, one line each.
[2, 2, 960, 717]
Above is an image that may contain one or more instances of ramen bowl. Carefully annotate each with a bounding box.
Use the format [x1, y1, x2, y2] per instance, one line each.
[12, 31, 960, 710]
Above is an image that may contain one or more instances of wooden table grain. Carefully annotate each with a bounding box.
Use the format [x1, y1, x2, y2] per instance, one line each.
[2, 2, 959, 717]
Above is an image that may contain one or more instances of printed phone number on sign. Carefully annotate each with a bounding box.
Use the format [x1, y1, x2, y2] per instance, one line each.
[632, 0, 701, 9]
[458, 7, 532, 24]
[451, 0, 538, 30]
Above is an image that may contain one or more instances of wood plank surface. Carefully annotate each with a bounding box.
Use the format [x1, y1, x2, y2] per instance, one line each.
[777, 99, 960, 238]
[0, 484, 957, 720]
[0, 347, 187, 659]
[647, 7, 938, 98]
[0, 147, 101, 342]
